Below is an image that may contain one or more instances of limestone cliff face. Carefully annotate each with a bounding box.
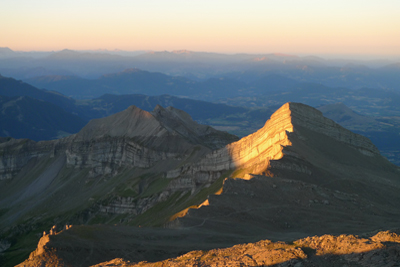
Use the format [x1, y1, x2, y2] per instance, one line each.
[65, 136, 184, 177]
[9, 102, 371, 185]
[0, 102, 385, 214]
[167, 103, 293, 175]
[166, 102, 383, 192]
[0, 138, 58, 180]
[0, 105, 237, 181]
[64, 105, 237, 177]
[64, 105, 190, 175]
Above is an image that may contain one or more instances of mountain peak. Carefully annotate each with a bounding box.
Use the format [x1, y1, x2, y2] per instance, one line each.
[47, 49, 80, 59]
[172, 49, 192, 54]
[122, 68, 141, 73]
[0, 47, 14, 54]
[173, 102, 382, 182]
[177, 101, 400, 237]
[75, 104, 237, 150]
[75, 105, 162, 140]
[152, 104, 165, 113]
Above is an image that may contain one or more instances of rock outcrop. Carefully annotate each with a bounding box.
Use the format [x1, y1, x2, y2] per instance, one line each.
[19, 227, 400, 267]
[88, 231, 400, 267]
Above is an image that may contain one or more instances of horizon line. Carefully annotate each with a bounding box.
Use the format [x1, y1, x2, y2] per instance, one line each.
[1, 47, 400, 61]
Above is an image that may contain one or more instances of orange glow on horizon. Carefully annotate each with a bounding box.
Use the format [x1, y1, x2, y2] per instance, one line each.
[1, 1, 399, 57]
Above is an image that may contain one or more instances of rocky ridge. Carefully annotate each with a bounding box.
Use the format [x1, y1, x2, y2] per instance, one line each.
[88, 230, 400, 267]
[176, 103, 400, 232]
[0, 138, 61, 180]
[165, 102, 383, 192]
[17, 225, 400, 267]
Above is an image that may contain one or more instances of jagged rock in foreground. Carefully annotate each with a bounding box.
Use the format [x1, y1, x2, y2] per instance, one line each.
[19, 228, 400, 267]
[88, 230, 400, 267]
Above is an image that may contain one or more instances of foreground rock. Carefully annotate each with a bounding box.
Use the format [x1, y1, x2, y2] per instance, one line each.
[88, 231, 400, 267]
[17, 226, 400, 267]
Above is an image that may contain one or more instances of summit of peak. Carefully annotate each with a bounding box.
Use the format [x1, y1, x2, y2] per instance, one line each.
[182, 102, 381, 181]
[275, 102, 322, 117]
[122, 68, 141, 73]
[265, 102, 379, 156]
[73, 104, 237, 150]
[172, 49, 192, 54]
[152, 104, 166, 113]
[75, 105, 161, 140]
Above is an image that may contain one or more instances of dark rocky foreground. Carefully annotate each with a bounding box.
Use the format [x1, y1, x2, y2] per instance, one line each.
[18, 228, 400, 267]
[92, 230, 400, 267]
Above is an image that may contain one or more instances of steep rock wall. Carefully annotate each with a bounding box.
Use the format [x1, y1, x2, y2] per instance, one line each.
[166, 102, 381, 192]
[65, 136, 183, 177]
[166, 102, 295, 186]
[0, 138, 59, 180]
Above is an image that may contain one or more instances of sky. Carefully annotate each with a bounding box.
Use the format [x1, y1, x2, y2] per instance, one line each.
[1, 0, 399, 57]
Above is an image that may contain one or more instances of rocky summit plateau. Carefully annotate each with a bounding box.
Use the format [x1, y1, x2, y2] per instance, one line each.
[1, 102, 400, 266]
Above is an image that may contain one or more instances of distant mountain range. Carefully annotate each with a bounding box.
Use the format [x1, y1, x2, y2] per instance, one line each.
[24, 66, 400, 109]
[0, 47, 399, 93]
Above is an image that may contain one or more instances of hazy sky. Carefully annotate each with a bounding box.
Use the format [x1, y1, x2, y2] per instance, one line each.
[1, 0, 399, 57]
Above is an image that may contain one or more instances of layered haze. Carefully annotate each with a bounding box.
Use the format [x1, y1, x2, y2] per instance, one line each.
[1, 0, 399, 57]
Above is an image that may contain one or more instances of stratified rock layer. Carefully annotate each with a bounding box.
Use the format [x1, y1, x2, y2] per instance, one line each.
[177, 103, 399, 231]
[166, 102, 384, 193]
